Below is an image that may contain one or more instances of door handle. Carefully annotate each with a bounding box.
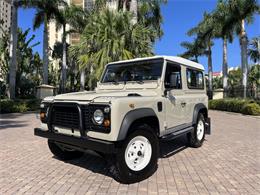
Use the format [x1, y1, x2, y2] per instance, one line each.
[181, 102, 186, 107]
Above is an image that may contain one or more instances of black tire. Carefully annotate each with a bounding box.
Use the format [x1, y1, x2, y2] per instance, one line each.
[113, 124, 159, 184]
[187, 113, 205, 148]
[48, 140, 84, 160]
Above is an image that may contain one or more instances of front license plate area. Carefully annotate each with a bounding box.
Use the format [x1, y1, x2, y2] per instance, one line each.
[53, 126, 81, 137]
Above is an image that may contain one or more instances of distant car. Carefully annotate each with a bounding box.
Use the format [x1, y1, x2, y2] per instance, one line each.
[35, 56, 211, 183]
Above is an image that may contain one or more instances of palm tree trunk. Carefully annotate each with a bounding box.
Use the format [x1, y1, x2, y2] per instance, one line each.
[61, 24, 67, 93]
[223, 37, 228, 98]
[70, 61, 75, 92]
[195, 55, 198, 63]
[208, 42, 213, 100]
[8, 1, 18, 99]
[129, 0, 138, 24]
[42, 15, 49, 84]
[80, 69, 85, 91]
[240, 19, 248, 98]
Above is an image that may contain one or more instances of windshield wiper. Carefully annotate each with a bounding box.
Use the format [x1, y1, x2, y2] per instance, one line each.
[111, 80, 119, 85]
[136, 80, 144, 84]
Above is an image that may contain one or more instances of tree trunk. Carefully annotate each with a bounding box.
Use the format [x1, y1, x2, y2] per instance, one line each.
[8, 1, 18, 99]
[223, 37, 228, 98]
[42, 15, 49, 84]
[70, 61, 75, 92]
[208, 42, 213, 100]
[240, 19, 248, 98]
[80, 69, 85, 91]
[61, 24, 67, 93]
[195, 55, 198, 63]
[129, 0, 138, 24]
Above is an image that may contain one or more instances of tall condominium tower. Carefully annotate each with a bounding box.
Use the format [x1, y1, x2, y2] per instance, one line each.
[0, 0, 12, 38]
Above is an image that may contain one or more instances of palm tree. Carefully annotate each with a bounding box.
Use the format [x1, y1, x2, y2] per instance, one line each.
[8, 0, 18, 99]
[188, 12, 216, 99]
[21, 0, 66, 85]
[227, 0, 259, 98]
[180, 38, 206, 62]
[55, 4, 86, 93]
[117, 0, 167, 40]
[213, 0, 235, 97]
[248, 36, 260, 64]
[70, 10, 154, 90]
[0, 27, 10, 84]
[138, 0, 167, 41]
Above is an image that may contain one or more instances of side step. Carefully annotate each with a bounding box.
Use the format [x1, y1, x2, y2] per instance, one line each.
[161, 126, 194, 141]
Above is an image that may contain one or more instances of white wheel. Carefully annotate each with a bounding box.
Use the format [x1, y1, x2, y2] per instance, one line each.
[197, 120, 204, 141]
[124, 136, 152, 171]
[188, 113, 205, 148]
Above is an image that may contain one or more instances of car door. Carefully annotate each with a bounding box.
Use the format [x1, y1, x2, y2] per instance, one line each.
[164, 62, 188, 131]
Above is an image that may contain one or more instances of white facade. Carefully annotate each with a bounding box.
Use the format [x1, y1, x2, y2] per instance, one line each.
[48, 0, 97, 52]
[0, 0, 12, 38]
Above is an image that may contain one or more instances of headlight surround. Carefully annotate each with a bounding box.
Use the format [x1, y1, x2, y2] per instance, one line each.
[40, 102, 50, 123]
[93, 109, 104, 125]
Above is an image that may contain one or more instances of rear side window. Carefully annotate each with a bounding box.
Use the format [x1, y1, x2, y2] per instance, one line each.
[186, 68, 204, 89]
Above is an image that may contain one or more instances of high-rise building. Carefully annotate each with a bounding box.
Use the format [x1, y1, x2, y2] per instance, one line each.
[0, 0, 12, 38]
[48, 0, 119, 51]
[49, 0, 96, 51]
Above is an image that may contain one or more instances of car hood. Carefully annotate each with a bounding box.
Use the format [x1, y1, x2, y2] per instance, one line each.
[53, 90, 158, 102]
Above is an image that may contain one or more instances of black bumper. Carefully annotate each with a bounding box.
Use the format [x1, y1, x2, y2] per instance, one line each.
[34, 128, 117, 153]
[205, 117, 211, 135]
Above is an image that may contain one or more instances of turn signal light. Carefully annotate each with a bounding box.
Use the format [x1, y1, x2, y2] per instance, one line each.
[40, 112, 45, 121]
[103, 119, 110, 127]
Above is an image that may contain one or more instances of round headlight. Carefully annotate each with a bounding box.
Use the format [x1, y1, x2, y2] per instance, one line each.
[93, 109, 104, 125]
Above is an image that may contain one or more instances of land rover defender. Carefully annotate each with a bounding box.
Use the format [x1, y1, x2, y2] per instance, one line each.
[34, 56, 211, 183]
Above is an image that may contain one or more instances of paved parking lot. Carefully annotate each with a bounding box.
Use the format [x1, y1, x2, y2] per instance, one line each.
[0, 110, 260, 195]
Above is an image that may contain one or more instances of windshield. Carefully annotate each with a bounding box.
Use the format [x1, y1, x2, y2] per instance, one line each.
[101, 59, 164, 83]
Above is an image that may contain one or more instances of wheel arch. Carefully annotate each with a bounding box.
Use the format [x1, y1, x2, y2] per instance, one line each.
[117, 108, 160, 141]
[192, 103, 208, 125]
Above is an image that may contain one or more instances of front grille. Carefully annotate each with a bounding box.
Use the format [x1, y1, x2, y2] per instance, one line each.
[50, 104, 110, 134]
[52, 105, 80, 129]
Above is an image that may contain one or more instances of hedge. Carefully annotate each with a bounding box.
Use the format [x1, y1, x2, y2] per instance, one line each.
[209, 99, 260, 116]
[0, 99, 41, 114]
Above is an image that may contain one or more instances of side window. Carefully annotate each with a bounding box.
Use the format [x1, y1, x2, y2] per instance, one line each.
[164, 63, 182, 89]
[186, 68, 204, 89]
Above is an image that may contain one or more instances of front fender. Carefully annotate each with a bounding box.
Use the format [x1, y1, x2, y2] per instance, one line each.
[117, 108, 157, 141]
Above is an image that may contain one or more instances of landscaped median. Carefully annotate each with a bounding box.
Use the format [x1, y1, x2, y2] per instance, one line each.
[0, 99, 41, 114]
[209, 98, 260, 116]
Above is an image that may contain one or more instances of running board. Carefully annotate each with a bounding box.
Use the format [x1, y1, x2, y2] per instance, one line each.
[161, 126, 194, 141]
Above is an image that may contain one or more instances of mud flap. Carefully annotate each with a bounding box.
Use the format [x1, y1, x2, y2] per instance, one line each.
[205, 118, 211, 135]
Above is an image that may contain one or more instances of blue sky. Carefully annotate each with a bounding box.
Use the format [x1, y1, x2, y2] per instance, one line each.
[18, 0, 260, 72]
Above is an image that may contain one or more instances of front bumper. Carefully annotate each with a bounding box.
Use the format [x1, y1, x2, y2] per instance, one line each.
[34, 128, 117, 153]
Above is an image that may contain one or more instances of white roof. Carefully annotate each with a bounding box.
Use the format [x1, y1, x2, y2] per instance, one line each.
[108, 55, 205, 70]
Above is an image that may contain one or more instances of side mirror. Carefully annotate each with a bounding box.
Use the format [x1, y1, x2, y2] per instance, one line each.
[164, 89, 168, 97]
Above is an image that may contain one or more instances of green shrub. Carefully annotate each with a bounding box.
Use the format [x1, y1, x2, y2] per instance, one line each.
[209, 98, 260, 116]
[241, 103, 260, 116]
[0, 99, 40, 114]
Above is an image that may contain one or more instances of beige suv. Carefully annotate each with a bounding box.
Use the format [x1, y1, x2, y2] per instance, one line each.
[35, 56, 211, 183]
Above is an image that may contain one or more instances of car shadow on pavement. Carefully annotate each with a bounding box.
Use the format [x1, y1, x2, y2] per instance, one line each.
[0, 120, 28, 130]
[60, 150, 112, 177]
[59, 135, 189, 181]
[160, 135, 188, 158]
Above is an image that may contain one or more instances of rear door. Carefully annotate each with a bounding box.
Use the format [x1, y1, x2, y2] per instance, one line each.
[184, 68, 206, 122]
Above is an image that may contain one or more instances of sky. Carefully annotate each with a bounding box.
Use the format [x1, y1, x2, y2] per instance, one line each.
[18, 0, 260, 72]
